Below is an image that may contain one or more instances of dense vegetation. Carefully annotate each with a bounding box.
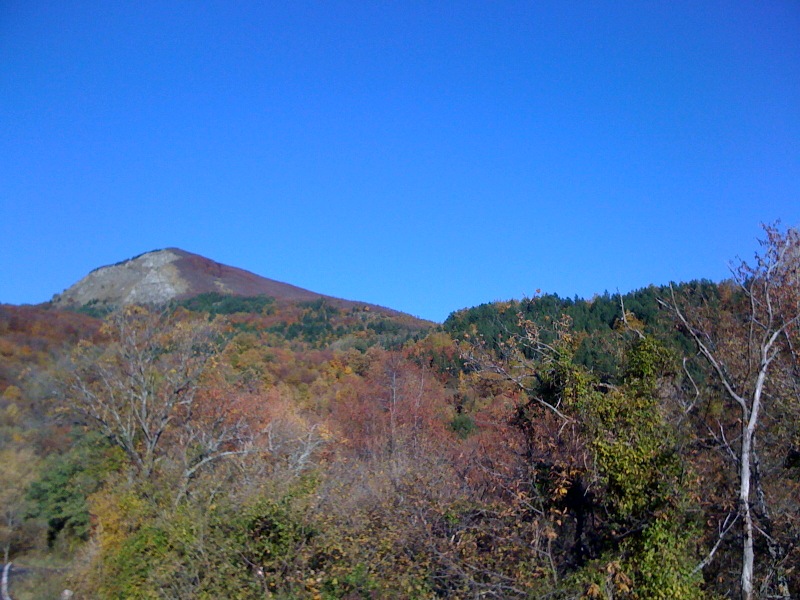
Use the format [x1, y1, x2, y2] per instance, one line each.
[1, 227, 798, 599]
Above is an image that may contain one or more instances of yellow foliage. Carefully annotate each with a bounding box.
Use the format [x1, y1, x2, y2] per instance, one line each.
[585, 582, 603, 598]
[87, 484, 148, 554]
[1, 385, 22, 401]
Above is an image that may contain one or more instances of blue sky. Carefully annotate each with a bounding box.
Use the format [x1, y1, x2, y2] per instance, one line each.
[2, 1, 798, 322]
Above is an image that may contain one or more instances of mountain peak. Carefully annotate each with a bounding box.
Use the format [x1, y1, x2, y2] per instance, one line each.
[52, 248, 327, 308]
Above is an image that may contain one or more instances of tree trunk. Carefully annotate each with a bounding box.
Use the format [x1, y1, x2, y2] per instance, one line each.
[1, 562, 11, 600]
[739, 422, 754, 600]
[739, 364, 769, 600]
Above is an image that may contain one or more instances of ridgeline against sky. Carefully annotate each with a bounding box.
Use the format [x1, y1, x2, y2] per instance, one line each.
[1, 2, 799, 321]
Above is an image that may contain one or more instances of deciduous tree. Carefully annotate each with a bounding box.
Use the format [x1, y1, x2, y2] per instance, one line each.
[62, 306, 269, 505]
[662, 225, 800, 599]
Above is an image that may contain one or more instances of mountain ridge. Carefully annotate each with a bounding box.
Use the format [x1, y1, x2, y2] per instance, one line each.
[50, 248, 416, 319]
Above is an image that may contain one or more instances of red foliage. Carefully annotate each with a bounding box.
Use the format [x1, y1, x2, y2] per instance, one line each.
[0, 304, 101, 392]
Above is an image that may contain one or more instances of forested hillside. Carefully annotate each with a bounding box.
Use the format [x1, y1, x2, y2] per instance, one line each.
[1, 227, 798, 599]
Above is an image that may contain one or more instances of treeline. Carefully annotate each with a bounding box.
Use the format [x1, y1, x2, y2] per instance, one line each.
[175, 293, 431, 350]
[443, 280, 723, 377]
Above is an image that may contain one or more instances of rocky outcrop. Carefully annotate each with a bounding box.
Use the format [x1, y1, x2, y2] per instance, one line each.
[51, 248, 325, 309]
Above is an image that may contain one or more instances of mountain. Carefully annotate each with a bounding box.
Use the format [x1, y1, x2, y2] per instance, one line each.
[51, 248, 358, 310]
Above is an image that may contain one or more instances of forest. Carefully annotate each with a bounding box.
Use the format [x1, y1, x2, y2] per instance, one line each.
[1, 225, 798, 599]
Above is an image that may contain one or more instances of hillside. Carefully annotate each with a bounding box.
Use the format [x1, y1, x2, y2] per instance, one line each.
[50, 248, 406, 317]
[1, 228, 799, 599]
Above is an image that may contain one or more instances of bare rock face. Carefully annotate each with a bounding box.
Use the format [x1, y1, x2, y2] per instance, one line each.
[52, 249, 188, 307]
[51, 248, 324, 309]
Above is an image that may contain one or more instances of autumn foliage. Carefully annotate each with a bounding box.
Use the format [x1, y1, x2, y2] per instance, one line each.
[1, 225, 799, 599]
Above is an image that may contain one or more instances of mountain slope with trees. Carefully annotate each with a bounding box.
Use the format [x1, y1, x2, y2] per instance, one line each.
[52, 248, 425, 324]
[1, 226, 798, 599]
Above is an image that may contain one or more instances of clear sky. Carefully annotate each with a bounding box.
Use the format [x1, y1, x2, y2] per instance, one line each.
[2, 1, 799, 322]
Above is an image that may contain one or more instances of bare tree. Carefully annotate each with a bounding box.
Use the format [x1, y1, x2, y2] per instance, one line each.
[661, 225, 800, 600]
[65, 307, 241, 491]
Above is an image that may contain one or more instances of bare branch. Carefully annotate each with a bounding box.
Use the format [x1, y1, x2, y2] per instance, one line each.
[693, 512, 739, 574]
[659, 287, 749, 414]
